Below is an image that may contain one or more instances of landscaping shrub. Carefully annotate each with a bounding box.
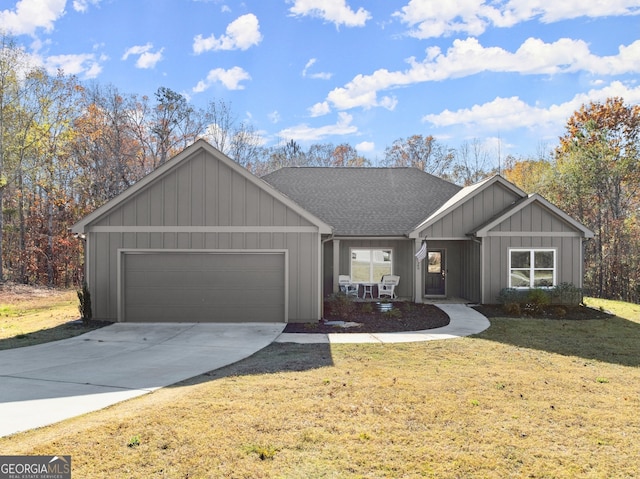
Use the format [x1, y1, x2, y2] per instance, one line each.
[551, 282, 583, 306]
[77, 282, 93, 325]
[497, 283, 583, 316]
[502, 301, 521, 316]
[325, 292, 356, 318]
[523, 288, 550, 315]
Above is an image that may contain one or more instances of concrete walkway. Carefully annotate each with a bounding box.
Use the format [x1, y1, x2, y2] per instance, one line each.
[276, 303, 490, 343]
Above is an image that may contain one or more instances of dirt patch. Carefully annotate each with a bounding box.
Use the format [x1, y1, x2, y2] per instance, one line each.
[0, 281, 71, 303]
[474, 304, 613, 320]
[283, 302, 450, 333]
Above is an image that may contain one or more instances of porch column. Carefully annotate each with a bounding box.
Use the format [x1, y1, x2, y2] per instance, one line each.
[414, 238, 423, 303]
[333, 239, 341, 293]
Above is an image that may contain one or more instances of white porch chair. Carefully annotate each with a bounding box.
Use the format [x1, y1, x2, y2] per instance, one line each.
[377, 274, 400, 299]
[338, 275, 359, 297]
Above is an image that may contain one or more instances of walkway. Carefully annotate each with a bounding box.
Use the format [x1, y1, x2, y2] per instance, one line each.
[276, 303, 490, 344]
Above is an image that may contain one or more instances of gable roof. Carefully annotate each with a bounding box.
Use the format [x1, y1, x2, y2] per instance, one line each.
[408, 175, 527, 237]
[262, 167, 461, 236]
[473, 193, 595, 238]
[72, 140, 332, 234]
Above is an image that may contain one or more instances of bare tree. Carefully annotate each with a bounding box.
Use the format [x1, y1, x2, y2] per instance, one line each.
[382, 134, 454, 178]
[450, 139, 496, 185]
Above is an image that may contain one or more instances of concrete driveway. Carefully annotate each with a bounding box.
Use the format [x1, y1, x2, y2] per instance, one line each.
[0, 322, 285, 437]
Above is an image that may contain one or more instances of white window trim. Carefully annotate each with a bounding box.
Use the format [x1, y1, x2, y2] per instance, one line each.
[349, 247, 393, 283]
[508, 248, 557, 289]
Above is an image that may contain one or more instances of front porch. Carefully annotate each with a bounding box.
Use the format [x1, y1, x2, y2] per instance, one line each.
[323, 238, 481, 304]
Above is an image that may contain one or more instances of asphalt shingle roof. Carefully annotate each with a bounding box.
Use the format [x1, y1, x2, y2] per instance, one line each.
[262, 167, 461, 236]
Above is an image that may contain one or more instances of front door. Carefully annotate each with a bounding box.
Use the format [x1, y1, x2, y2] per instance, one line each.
[425, 250, 446, 296]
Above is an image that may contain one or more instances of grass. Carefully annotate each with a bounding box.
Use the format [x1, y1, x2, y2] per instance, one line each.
[0, 287, 105, 350]
[1, 296, 639, 477]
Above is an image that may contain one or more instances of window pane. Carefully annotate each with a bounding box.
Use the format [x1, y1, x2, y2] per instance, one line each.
[373, 263, 392, 281]
[428, 252, 441, 273]
[510, 270, 530, 287]
[534, 270, 554, 287]
[351, 250, 370, 283]
[351, 249, 392, 283]
[534, 251, 554, 268]
[511, 251, 530, 268]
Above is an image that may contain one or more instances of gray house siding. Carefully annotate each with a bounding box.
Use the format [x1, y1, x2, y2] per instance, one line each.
[461, 240, 482, 303]
[489, 201, 577, 234]
[325, 239, 414, 299]
[480, 200, 587, 304]
[414, 180, 524, 302]
[419, 182, 522, 239]
[80, 144, 325, 322]
[323, 240, 334, 297]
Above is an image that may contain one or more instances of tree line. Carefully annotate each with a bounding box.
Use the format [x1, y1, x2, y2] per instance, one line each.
[502, 98, 640, 304]
[1, 35, 639, 303]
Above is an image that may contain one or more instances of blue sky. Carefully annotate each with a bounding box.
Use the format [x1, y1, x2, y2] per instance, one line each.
[3, 0, 640, 165]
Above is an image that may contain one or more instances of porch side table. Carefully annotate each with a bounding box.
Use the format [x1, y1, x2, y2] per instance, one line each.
[361, 283, 375, 299]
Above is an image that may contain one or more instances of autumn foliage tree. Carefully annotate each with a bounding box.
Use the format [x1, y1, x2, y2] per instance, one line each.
[550, 98, 640, 301]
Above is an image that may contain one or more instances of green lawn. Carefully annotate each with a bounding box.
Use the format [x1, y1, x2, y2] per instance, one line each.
[1, 296, 639, 478]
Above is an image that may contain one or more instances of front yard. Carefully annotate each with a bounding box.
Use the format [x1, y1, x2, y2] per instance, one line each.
[0, 292, 639, 478]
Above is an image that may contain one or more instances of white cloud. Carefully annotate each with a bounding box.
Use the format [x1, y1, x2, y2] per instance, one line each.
[193, 66, 251, 92]
[122, 43, 163, 69]
[122, 44, 151, 60]
[136, 49, 163, 69]
[323, 37, 640, 111]
[0, 0, 66, 35]
[44, 53, 103, 79]
[278, 112, 358, 141]
[289, 0, 371, 28]
[394, 0, 492, 38]
[268, 111, 281, 123]
[72, 0, 101, 13]
[193, 13, 262, 53]
[497, 0, 640, 25]
[422, 81, 640, 133]
[394, 0, 640, 39]
[302, 58, 333, 80]
[309, 101, 331, 117]
[356, 141, 375, 152]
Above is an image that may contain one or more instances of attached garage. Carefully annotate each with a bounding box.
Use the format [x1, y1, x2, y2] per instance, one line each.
[72, 140, 332, 323]
[121, 251, 286, 322]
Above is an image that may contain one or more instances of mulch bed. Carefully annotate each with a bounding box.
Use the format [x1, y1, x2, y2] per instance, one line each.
[473, 304, 613, 320]
[283, 302, 450, 333]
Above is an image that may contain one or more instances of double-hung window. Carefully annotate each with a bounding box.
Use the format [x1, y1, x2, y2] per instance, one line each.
[509, 249, 556, 288]
[350, 248, 392, 283]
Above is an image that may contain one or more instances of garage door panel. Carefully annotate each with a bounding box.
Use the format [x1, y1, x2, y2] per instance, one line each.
[126, 288, 282, 307]
[125, 305, 282, 322]
[123, 252, 285, 322]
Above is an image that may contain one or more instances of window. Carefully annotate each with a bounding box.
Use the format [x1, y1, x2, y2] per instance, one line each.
[350, 248, 392, 283]
[509, 249, 556, 288]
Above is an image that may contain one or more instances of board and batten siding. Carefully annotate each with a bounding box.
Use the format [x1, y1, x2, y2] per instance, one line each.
[84, 148, 323, 322]
[419, 182, 521, 239]
[480, 200, 586, 304]
[332, 239, 414, 299]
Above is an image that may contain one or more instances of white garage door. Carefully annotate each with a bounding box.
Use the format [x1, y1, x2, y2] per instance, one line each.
[122, 251, 286, 322]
